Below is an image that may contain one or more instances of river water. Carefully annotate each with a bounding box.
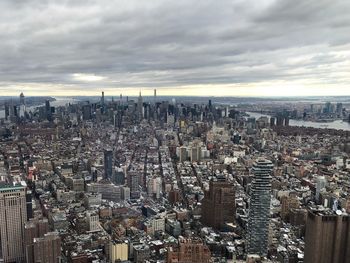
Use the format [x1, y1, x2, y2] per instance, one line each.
[0, 97, 79, 119]
[247, 111, 350, 131]
[1, 99, 349, 131]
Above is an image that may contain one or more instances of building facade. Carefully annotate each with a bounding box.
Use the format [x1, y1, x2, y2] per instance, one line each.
[167, 238, 211, 263]
[109, 241, 128, 262]
[201, 176, 235, 229]
[0, 184, 27, 263]
[104, 149, 113, 180]
[304, 208, 350, 263]
[33, 232, 61, 263]
[246, 159, 273, 256]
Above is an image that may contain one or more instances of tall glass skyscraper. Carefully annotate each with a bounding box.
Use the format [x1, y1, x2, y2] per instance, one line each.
[104, 149, 113, 180]
[246, 158, 273, 257]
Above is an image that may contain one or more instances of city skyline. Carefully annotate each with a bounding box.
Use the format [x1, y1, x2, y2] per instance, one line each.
[0, 92, 349, 262]
[1, 0, 350, 96]
[1, 1, 350, 262]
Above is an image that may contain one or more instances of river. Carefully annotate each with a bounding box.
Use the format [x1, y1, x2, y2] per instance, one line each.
[0, 97, 80, 119]
[247, 112, 350, 131]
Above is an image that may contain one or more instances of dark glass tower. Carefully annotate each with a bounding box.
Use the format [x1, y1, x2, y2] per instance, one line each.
[45, 100, 52, 121]
[246, 158, 273, 256]
[104, 149, 113, 180]
[201, 176, 235, 229]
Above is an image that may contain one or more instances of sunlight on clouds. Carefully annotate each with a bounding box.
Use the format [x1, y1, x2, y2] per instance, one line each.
[2, 81, 350, 97]
[72, 73, 106, 82]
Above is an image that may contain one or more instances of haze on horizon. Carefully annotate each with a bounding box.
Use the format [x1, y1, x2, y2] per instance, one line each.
[1, 0, 350, 97]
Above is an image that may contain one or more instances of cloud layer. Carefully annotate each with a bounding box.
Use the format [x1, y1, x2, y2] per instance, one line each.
[1, 0, 350, 96]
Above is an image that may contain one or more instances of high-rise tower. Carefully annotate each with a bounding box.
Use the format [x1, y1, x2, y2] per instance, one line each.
[201, 175, 235, 229]
[45, 100, 52, 121]
[138, 91, 143, 120]
[304, 207, 350, 263]
[20, 92, 25, 105]
[25, 218, 49, 263]
[101, 91, 105, 105]
[104, 149, 113, 180]
[0, 183, 28, 263]
[19, 92, 26, 118]
[246, 158, 273, 256]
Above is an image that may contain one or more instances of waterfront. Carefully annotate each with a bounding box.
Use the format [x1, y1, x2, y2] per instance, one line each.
[0, 97, 79, 119]
[247, 111, 350, 131]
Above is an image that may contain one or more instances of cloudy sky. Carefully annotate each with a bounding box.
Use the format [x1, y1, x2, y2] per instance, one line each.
[1, 0, 350, 97]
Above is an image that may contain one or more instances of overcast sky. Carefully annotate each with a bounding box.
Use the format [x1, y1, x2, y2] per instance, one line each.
[1, 0, 350, 96]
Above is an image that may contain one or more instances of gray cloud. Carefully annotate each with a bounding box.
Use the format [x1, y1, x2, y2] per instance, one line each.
[0, 0, 350, 94]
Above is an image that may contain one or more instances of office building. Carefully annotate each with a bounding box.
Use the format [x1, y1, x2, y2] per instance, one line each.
[190, 146, 201, 162]
[179, 146, 188, 162]
[246, 159, 273, 256]
[25, 218, 49, 263]
[113, 167, 125, 185]
[87, 212, 100, 232]
[109, 240, 128, 262]
[201, 176, 235, 229]
[280, 193, 299, 222]
[138, 91, 143, 120]
[104, 149, 113, 180]
[315, 176, 327, 203]
[4, 102, 10, 120]
[127, 171, 141, 199]
[26, 190, 33, 220]
[83, 193, 102, 208]
[304, 207, 350, 263]
[20, 92, 25, 105]
[86, 182, 121, 202]
[19, 92, 26, 117]
[82, 104, 92, 120]
[0, 183, 28, 263]
[45, 100, 52, 121]
[133, 244, 150, 263]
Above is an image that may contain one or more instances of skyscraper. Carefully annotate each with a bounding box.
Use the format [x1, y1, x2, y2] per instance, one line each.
[101, 91, 105, 105]
[127, 171, 141, 199]
[304, 207, 350, 263]
[25, 218, 49, 263]
[280, 192, 299, 222]
[138, 91, 143, 120]
[4, 102, 9, 120]
[104, 149, 113, 180]
[19, 92, 26, 117]
[82, 103, 92, 120]
[101, 91, 105, 113]
[315, 176, 327, 204]
[179, 146, 188, 162]
[0, 183, 28, 263]
[110, 240, 128, 262]
[201, 176, 235, 229]
[20, 92, 25, 105]
[336, 102, 343, 115]
[246, 158, 273, 257]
